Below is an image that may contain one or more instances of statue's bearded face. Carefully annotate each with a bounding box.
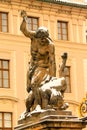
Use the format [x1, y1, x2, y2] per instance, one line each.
[35, 27, 49, 38]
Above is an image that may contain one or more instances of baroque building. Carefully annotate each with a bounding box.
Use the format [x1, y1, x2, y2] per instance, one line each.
[0, 0, 87, 129]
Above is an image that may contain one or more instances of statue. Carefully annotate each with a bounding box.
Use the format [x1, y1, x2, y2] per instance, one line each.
[20, 10, 68, 116]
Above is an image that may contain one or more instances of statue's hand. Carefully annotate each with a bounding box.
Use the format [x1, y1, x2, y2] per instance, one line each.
[21, 10, 27, 18]
[61, 52, 67, 59]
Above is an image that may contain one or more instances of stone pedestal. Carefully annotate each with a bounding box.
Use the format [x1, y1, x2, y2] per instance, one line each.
[14, 110, 87, 130]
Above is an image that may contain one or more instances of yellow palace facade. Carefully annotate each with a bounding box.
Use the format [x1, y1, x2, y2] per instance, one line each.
[0, 0, 87, 129]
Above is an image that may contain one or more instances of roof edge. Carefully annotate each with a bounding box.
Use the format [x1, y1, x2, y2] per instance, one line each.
[37, 0, 87, 9]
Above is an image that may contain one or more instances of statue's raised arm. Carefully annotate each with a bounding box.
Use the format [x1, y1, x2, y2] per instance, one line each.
[21, 10, 27, 21]
[20, 10, 35, 39]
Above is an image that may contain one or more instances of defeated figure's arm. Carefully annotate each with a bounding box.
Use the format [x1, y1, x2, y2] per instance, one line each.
[59, 52, 68, 77]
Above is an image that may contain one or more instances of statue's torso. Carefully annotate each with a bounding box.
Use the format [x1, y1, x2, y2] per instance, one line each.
[31, 37, 50, 67]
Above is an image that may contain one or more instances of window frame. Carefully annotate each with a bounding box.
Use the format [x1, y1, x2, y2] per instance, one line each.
[64, 66, 71, 93]
[58, 21, 68, 40]
[27, 16, 39, 31]
[0, 59, 10, 88]
[0, 112, 12, 130]
[0, 12, 8, 32]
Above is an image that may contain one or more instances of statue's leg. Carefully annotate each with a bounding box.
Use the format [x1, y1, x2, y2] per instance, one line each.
[26, 70, 31, 93]
[40, 89, 52, 109]
[31, 67, 49, 110]
[25, 91, 34, 113]
[33, 86, 42, 110]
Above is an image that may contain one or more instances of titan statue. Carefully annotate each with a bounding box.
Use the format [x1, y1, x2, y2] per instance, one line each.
[20, 10, 68, 115]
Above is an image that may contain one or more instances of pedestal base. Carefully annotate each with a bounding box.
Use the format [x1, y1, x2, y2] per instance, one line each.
[14, 110, 86, 130]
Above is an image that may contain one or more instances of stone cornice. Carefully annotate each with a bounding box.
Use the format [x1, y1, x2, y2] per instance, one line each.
[0, 0, 87, 9]
[37, 0, 87, 9]
[0, 0, 86, 17]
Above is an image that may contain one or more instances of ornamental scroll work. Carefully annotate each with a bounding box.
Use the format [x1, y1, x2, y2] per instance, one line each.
[80, 93, 87, 117]
[20, 10, 69, 117]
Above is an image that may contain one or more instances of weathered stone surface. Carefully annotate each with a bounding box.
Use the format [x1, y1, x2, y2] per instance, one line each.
[14, 110, 87, 130]
[18, 109, 72, 124]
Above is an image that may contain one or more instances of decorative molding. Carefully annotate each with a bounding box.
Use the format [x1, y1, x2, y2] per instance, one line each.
[64, 99, 80, 106]
[28, 3, 72, 15]
[28, 4, 42, 10]
[0, 0, 11, 3]
[56, 9, 71, 15]
[0, 95, 18, 102]
[37, 0, 87, 9]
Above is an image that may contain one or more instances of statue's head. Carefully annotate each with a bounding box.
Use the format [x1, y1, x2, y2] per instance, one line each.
[35, 26, 49, 38]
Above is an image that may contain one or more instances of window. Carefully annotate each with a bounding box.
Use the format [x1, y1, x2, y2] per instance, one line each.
[0, 12, 8, 32]
[0, 60, 10, 88]
[64, 66, 71, 93]
[58, 21, 68, 40]
[0, 112, 12, 130]
[27, 17, 39, 31]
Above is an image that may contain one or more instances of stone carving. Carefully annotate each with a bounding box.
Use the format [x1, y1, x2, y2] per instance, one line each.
[20, 10, 68, 116]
